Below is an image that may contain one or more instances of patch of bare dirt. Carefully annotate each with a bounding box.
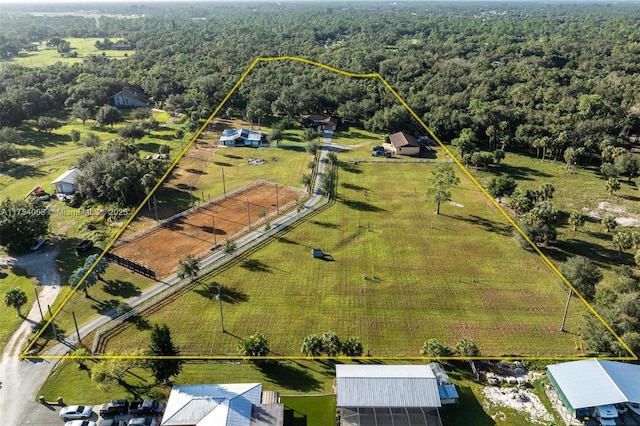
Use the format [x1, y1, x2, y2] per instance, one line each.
[583, 201, 640, 227]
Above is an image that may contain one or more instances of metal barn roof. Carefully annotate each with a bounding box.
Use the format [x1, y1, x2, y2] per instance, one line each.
[161, 383, 262, 426]
[51, 168, 79, 185]
[547, 360, 640, 410]
[336, 365, 440, 408]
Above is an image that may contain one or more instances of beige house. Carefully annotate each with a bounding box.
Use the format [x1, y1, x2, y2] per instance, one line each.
[385, 131, 421, 156]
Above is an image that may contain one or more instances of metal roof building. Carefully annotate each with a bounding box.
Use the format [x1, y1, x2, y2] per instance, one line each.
[51, 168, 79, 194]
[160, 383, 272, 426]
[547, 360, 640, 416]
[336, 365, 443, 426]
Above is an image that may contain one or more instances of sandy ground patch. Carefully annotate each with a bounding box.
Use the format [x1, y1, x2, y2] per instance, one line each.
[112, 182, 303, 278]
[583, 201, 640, 227]
[483, 385, 554, 425]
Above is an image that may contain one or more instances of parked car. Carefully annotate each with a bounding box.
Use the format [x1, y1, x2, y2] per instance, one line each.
[98, 419, 127, 426]
[130, 400, 166, 416]
[76, 239, 94, 254]
[372, 145, 384, 152]
[64, 421, 97, 426]
[127, 418, 158, 426]
[60, 405, 94, 421]
[30, 237, 45, 251]
[99, 399, 129, 417]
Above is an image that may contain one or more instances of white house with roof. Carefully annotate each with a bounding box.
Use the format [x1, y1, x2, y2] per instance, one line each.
[335, 364, 443, 426]
[547, 360, 640, 422]
[219, 128, 268, 148]
[160, 383, 283, 426]
[109, 88, 151, 108]
[51, 168, 79, 194]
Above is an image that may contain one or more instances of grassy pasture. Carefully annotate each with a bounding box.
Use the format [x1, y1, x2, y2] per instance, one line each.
[473, 150, 640, 278]
[0, 267, 37, 351]
[0, 37, 134, 67]
[98, 155, 589, 357]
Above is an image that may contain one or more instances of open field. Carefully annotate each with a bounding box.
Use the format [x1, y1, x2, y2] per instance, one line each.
[0, 37, 135, 67]
[0, 266, 36, 351]
[113, 181, 304, 278]
[97, 154, 592, 357]
[472, 150, 640, 278]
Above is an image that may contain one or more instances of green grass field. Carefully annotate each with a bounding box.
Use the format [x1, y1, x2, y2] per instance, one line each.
[473, 150, 640, 279]
[0, 267, 37, 351]
[96, 147, 589, 357]
[0, 38, 134, 67]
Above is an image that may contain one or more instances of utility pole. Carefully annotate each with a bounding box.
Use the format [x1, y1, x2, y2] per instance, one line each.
[561, 289, 572, 332]
[212, 215, 217, 245]
[216, 285, 224, 332]
[47, 305, 58, 339]
[222, 169, 226, 197]
[247, 199, 251, 230]
[34, 287, 43, 321]
[72, 311, 81, 343]
[275, 184, 279, 214]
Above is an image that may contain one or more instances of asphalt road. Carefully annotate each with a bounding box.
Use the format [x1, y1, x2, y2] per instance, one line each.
[1, 130, 334, 426]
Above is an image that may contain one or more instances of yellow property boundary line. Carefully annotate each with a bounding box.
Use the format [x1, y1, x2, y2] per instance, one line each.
[23, 56, 636, 362]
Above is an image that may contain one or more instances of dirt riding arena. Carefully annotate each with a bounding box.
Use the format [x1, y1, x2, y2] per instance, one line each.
[111, 181, 304, 278]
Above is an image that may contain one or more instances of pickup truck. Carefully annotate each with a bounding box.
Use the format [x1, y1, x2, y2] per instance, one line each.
[99, 399, 129, 416]
[129, 399, 166, 416]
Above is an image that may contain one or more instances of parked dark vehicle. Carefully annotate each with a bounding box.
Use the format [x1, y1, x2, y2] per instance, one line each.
[76, 239, 94, 254]
[99, 400, 129, 417]
[130, 400, 166, 416]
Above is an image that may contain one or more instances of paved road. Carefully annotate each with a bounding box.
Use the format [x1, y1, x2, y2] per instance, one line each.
[2, 130, 333, 425]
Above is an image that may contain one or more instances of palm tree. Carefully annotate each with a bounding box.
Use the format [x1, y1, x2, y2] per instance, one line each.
[602, 214, 618, 233]
[321, 331, 342, 356]
[568, 211, 585, 232]
[341, 337, 363, 356]
[301, 334, 322, 356]
[606, 177, 621, 195]
[177, 254, 200, 282]
[224, 240, 237, 257]
[455, 338, 480, 357]
[5, 288, 27, 317]
[84, 254, 108, 281]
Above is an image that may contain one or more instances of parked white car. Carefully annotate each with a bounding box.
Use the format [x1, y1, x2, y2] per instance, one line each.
[60, 405, 94, 421]
[64, 421, 97, 426]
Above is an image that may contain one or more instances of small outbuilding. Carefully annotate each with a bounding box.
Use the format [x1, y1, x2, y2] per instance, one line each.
[385, 131, 421, 156]
[51, 168, 79, 194]
[335, 364, 443, 426]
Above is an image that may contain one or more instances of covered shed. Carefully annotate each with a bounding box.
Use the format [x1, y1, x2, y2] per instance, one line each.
[336, 364, 443, 426]
[547, 360, 640, 419]
[51, 168, 79, 194]
[385, 132, 421, 156]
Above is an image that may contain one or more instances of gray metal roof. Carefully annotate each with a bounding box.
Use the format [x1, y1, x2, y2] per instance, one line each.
[547, 360, 640, 409]
[336, 365, 440, 408]
[161, 383, 261, 426]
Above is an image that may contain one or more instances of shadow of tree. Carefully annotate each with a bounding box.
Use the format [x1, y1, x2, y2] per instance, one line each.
[453, 215, 512, 236]
[278, 144, 305, 152]
[103, 280, 141, 298]
[341, 183, 368, 191]
[91, 299, 120, 314]
[310, 220, 340, 230]
[338, 162, 362, 174]
[258, 361, 322, 392]
[339, 199, 386, 212]
[194, 282, 249, 304]
[223, 154, 243, 159]
[241, 259, 272, 273]
[213, 162, 233, 167]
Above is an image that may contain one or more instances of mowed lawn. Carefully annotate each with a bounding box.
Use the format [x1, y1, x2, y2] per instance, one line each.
[101, 158, 589, 357]
[0, 37, 135, 67]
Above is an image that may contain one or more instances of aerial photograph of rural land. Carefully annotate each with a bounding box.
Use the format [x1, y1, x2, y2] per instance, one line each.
[1, 0, 640, 425]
